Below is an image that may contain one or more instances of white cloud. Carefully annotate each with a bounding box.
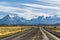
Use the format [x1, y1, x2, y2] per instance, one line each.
[22, 3, 60, 10]
[18, 10, 54, 20]
[0, 5, 36, 20]
[0, 5, 59, 20]
[0, 5, 24, 13]
[0, 2, 60, 20]
[37, 0, 60, 5]
[0, 5, 48, 20]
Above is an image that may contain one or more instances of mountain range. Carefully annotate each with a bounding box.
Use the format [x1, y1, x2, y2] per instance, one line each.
[0, 15, 60, 25]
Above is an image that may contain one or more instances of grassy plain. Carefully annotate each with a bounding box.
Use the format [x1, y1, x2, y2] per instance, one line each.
[46, 26, 60, 32]
[0, 26, 32, 38]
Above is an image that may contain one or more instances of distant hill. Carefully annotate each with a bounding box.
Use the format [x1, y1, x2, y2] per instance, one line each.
[0, 15, 26, 25]
[0, 15, 60, 25]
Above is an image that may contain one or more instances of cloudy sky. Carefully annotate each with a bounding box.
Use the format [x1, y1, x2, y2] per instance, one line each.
[0, 0, 60, 20]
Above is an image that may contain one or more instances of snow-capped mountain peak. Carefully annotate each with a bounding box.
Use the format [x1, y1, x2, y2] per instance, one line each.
[0, 15, 60, 25]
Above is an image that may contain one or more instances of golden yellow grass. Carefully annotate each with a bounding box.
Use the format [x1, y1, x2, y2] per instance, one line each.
[47, 26, 60, 32]
[0, 26, 32, 38]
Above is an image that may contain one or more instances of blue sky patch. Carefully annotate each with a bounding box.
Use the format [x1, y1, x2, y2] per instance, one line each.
[0, 0, 60, 20]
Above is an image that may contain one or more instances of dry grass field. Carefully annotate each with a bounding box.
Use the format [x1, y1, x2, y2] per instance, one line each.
[46, 26, 60, 32]
[0, 26, 32, 38]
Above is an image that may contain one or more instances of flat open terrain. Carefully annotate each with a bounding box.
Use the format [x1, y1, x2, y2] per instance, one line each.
[0, 26, 60, 40]
[44, 26, 60, 38]
[0, 26, 32, 38]
[46, 26, 60, 32]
